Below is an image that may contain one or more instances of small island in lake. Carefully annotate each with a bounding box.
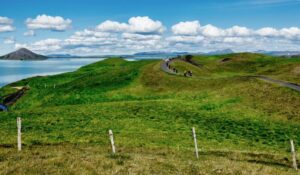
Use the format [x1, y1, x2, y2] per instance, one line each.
[0, 48, 48, 61]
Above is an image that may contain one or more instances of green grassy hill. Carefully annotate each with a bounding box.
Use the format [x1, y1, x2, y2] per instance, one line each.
[1, 54, 300, 174]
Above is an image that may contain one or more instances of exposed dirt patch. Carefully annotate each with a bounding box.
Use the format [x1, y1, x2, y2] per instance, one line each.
[181, 58, 202, 67]
[12, 86, 25, 90]
[220, 58, 231, 63]
[3, 87, 29, 106]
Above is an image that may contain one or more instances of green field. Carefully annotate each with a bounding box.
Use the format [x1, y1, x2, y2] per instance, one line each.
[1, 54, 300, 174]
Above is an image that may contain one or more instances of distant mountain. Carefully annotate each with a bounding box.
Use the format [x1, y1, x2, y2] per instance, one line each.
[134, 51, 189, 56]
[134, 51, 166, 56]
[206, 49, 234, 55]
[47, 54, 75, 58]
[256, 50, 300, 56]
[47, 54, 119, 58]
[272, 51, 297, 56]
[0, 48, 47, 60]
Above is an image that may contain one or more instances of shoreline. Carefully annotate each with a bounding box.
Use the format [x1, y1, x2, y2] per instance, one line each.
[0, 57, 105, 88]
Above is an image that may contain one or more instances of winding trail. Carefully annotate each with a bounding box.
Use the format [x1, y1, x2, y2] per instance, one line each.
[160, 58, 199, 76]
[160, 59, 300, 92]
[254, 76, 300, 92]
[160, 59, 178, 75]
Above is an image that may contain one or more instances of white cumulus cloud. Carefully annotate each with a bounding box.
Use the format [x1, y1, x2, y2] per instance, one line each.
[256, 27, 279, 37]
[280, 27, 300, 39]
[16, 38, 62, 52]
[122, 33, 161, 41]
[167, 35, 204, 44]
[127, 16, 165, 34]
[13, 17, 300, 54]
[0, 16, 15, 32]
[25, 14, 72, 31]
[97, 20, 129, 33]
[226, 26, 252, 37]
[3, 37, 15, 44]
[0, 25, 14, 32]
[0, 16, 13, 24]
[201, 24, 226, 37]
[96, 16, 165, 34]
[24, 30, 36, 36]
[172, 21, 201, 36]
[223, 37, 254, 44]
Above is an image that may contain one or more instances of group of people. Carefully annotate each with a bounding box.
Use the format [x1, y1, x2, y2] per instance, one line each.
[164, 57, 193, 77]
[184, 70, 193, 77]
[165, 58, 178, 74]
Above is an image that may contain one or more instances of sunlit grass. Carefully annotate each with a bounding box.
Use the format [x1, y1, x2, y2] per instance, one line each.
[1, 54, 300, 174]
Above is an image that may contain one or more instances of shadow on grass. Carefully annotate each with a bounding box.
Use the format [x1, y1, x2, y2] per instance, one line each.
[201, 150, 292, 169]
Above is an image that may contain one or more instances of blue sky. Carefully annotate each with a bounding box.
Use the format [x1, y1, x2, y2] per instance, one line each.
[1, 0, 300, 55]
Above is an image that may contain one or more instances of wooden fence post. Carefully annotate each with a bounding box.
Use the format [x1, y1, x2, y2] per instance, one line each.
[17, 117, 22, 151]
[109, 130, 116, 154]
[291, 140, 298, 170]
[192, 127, 199, 159]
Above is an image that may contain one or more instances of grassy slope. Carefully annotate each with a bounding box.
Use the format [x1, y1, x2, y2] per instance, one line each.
[1, 55, 300, 174]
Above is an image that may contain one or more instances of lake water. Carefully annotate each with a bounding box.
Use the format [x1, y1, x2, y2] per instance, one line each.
[0, 58, 105, 88]
[0, 55, 173, 88]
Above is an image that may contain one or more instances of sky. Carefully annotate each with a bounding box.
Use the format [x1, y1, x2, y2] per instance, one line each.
[1, 0, 300, 55]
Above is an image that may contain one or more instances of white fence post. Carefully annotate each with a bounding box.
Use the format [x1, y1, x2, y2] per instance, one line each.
[291, 140, 298, 170]
[192, 127, 199, 159]
[17, 117, 22, 151]
[109, 130, 116, 154]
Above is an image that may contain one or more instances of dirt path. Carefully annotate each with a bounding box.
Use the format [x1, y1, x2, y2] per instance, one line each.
[254, 76, 300, 92]
[160, 58, 198, 76]
[161, 60, 300, 92]
[160, 58, 300, 92]
[3, 87, 29, 106]
[160, 59, 178, 75]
